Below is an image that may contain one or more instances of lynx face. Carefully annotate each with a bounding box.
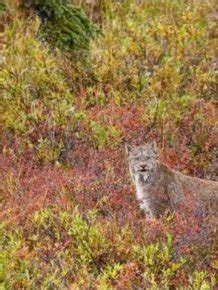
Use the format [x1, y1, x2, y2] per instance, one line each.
[126, 142, 157, 184]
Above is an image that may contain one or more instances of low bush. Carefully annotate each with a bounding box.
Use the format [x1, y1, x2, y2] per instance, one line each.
[0, 206, 216, 288]
[0, 0, 217, 288]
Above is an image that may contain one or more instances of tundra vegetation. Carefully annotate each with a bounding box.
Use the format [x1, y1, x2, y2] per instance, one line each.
[0, 0, 217, 289]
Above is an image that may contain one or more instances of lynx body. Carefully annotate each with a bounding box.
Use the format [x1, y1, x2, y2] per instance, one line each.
[126, 142, 218, 218]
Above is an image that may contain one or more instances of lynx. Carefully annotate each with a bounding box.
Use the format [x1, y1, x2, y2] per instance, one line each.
[126, 141, 218, 218]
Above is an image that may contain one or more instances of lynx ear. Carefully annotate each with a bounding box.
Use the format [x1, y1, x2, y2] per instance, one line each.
[150, 140, 157, 154]
[125, 144, 133, 156]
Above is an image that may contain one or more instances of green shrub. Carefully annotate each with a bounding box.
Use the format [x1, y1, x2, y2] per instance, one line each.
[0, 3, 6, 16]
[0, 206, 216, 289]
[0, 18, 79, 161]
[22, 0, 100, 52]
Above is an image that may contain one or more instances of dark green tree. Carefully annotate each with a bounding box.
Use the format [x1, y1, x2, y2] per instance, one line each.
[0, 2, 6, 15]
[23, 0, 100, 52]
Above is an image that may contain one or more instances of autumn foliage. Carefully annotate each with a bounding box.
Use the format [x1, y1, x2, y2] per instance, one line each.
[0, 0, 217, 288]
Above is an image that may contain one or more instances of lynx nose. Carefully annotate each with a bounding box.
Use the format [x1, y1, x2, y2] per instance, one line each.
[140, 164, 147, 171]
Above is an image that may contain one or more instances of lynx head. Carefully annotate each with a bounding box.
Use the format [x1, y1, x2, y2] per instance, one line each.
[125, 141, 157, 184]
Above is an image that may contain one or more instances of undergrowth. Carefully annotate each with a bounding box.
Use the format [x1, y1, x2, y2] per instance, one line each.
[0, 0, 217, 288]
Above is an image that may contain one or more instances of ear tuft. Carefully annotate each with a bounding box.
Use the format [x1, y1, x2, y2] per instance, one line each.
[150, 140, 157, 153]
[125, 144, 133, 156]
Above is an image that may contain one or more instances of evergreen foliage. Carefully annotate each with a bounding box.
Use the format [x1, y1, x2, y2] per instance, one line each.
[0, 2, 6, 15]
[23, 0, 100, 51]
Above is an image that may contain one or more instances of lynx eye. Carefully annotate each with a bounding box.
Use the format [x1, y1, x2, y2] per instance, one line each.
[135, 157, 142, 161]
[143, 156, 150, 161]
